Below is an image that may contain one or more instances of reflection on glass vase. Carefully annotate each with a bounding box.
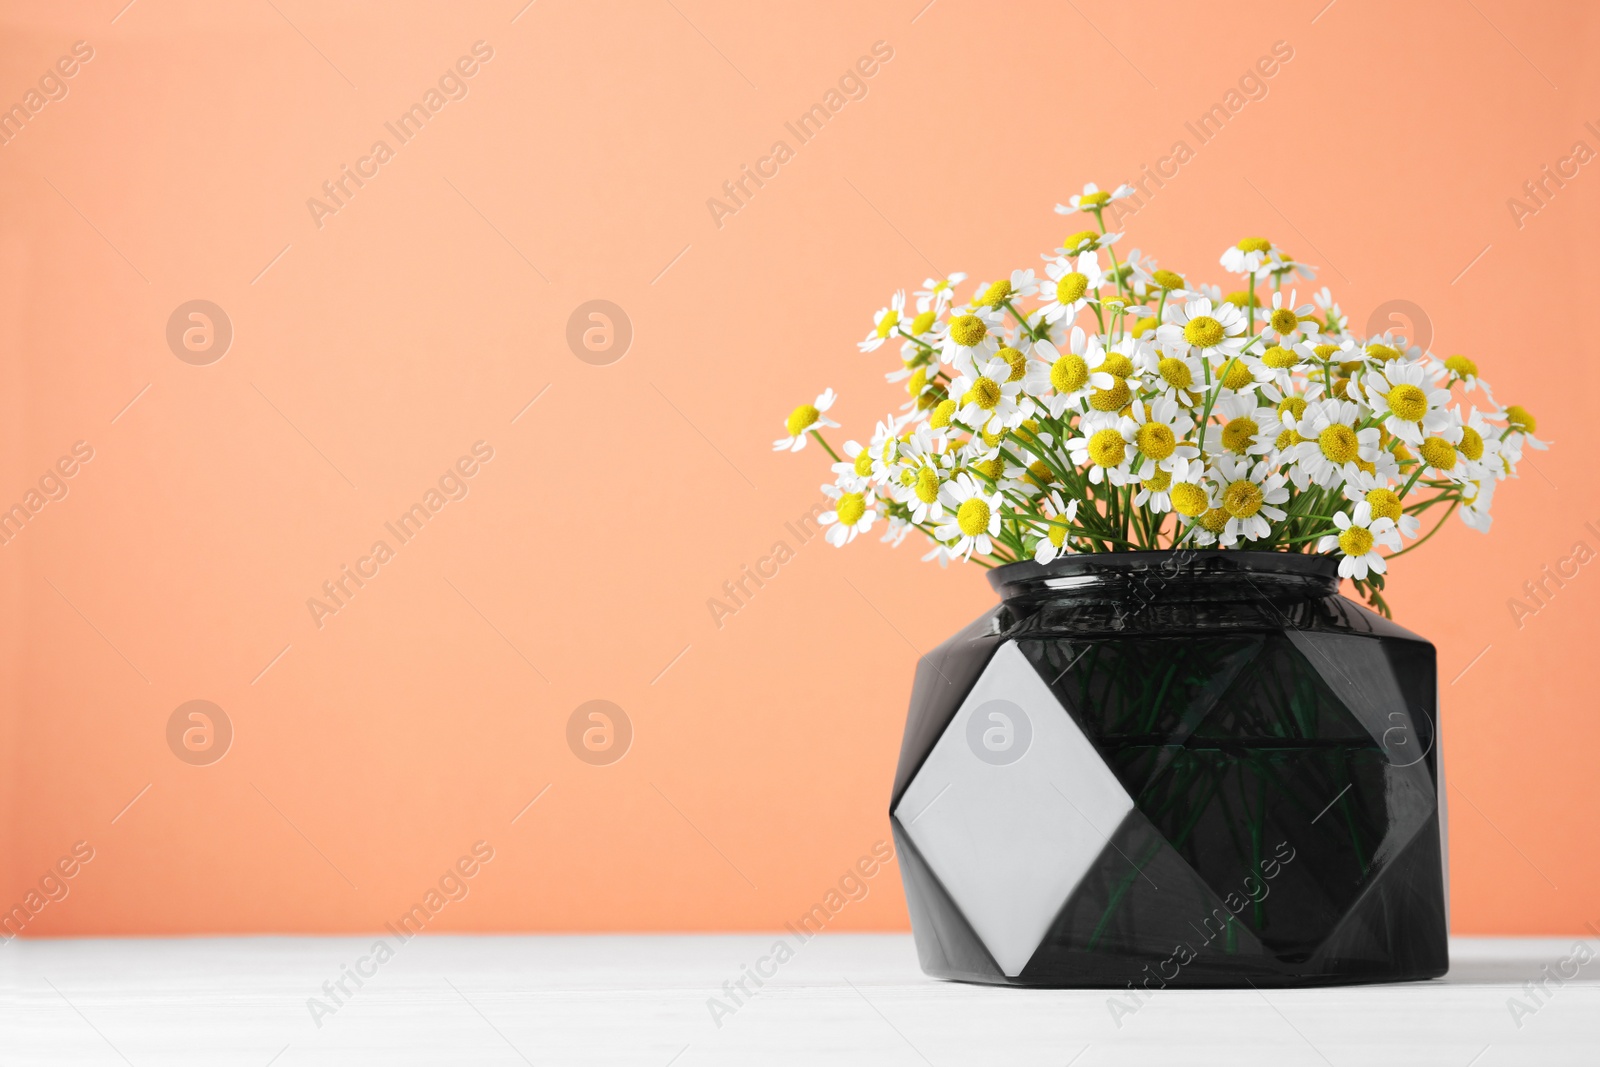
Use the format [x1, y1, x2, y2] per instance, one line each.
[890, 550, 1449, 987]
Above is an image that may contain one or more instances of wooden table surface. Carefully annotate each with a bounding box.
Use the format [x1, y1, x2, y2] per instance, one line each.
[1, 934, 1594, 1064]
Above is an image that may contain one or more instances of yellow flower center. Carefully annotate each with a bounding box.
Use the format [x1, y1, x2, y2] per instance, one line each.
[1262, 345, 1299, 369]
[900, 467, 916, 487]
[1088, 429, 1127, 467]
[1215, 359, 1253, 390]
[1171, 482, 1208, 516]
[973, 458, 1004, 481]
[875, 309, 900, 338]
[1365, 488, 1402, 521]
[1269, 308, 1299, 334]
[1445, 354, 1478, 378]
[1063, 230, 1099, 251]
[785, 404, 819, 436]
[1158, 357, 1192, 390]
[854, 450, 874, 477]
[981, 429, 1002, 448]
[1047, 520, 1069, 547]
[1505, 405, 1537, 432]
[1278, 396, 1307, 420]
[1276, 428, 1302, 450]
[1137, 422, 1176, 460]
[1339, 525, 1374, 557]
[1056, 273, 1089, 303]
[1184, 315, 1226, 348]
[1132, 315, 1159, 338]
[1312, 344, 1341, 360]
[1142, 468, 1172, 491]
[1224, 290, 1256, 309]
[949, 314, 987, 347]
[907, 368, 928, 397]
[997, 346, 1028, 382]
[836, 493, 866, 526]
[1221, 417, 1259, 453]
[964, 376, 1002, 410]
[1078, 190, 1111, 209]
[1100, 353, 1134, 378]
[1026, 461, 1054, 488]
[1237, 237, 1271, 254]
[1420, 436, 1457, 471]
[1460, 426, 1484, 461]
[1200, 507, 1230, 533]
[1153, 269, 1184, 291]
[911, 309, 937, 334]
[1090, 379, 1131, 411]
[956, 497, 991, 536]
[1367, 344, 1401, 362]
[1318, 424, 1360, 464]
[931, 399, 957, 428]
[1051, 353, 1089, 393]
[1222, 479, 1263, 519]
[979, 279, 1012, 308]
[1386, 384, 1428, 421]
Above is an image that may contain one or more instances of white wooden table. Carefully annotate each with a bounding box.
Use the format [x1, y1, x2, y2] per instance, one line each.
[1, 935, 1593, 1064]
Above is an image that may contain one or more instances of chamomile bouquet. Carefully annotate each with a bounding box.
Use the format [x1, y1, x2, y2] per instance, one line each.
[778, 183, 1548, 616]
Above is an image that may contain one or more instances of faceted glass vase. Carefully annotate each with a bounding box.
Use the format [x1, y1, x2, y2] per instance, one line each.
[890, 550, 1449, 987]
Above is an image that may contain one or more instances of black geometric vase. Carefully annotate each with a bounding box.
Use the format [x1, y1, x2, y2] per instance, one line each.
[890, 550, 1449, 987]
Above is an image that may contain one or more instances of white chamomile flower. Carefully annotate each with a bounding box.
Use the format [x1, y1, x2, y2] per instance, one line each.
[1125, 395, 1197, 477]
[1134, 466, 1175, 513]
[1138, 346, 1203, 407]
[1268, 250, 1317, 283]
[972, 269, 1039, 312]
[819, 483, 877, 546]
[1033, 491, 1080, 563]
[1220, 237, 1275, 275]
[1055, 182, 1134, 214]
[1364, 360, 1453, 445]
[773, 388, 839, 452]
[1498, 404, 1548, 452]
[1039, 251, 1105, 324]
[1318, 502, 1400, 580]
[1312, 287, 1345, 333]
[1287, 398, 1380, 488]
[879, 514, 914, 547]
[1204, 393, 1274, 457]
[832, 440, 874, 490]
[1262, 290, 1317, 345]
[1034, 328, 1115, 417]
[1242, 339, 1308, 392]
[933, 473, 1003, 560]
[859, 291, 906, 353]
[1156, 297, 1249, 363]
[916, 273, 967, 309]
[949, 355, 1027, 435]
[1341, 473, 1420, 540]
[1209, 454, 1288, 545]
[898, 458, 950, 524]
[1067, 411, 1137, 486]
[1459, 475, 1497, 532]
[1441, 353, 1483, 392]
[938, 305, 1002, 366]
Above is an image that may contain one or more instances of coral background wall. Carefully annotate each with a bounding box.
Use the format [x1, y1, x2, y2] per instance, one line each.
[0, 0, 1594, 937]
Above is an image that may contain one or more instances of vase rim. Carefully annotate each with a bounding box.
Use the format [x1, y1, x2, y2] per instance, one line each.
[987, 548, 1341, 598]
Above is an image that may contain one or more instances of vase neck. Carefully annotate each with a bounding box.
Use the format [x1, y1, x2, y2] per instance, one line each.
[987, 550, 1340, 604]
